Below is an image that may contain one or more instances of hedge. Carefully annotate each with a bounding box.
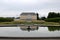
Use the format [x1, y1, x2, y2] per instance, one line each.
[44, 17, 60, 22]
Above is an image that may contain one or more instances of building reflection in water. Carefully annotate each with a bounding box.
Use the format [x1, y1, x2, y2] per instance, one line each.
[19, 25, 60, 32]
[20, 25, 38, 32]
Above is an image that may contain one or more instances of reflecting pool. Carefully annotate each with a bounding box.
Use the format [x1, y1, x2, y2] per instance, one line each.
[0, 25, 60, 37]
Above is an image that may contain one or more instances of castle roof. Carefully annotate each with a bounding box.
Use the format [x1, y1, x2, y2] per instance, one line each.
[21, 12, 36, 15]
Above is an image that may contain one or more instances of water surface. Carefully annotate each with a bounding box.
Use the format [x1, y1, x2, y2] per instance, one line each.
[0, 26, 60, 37]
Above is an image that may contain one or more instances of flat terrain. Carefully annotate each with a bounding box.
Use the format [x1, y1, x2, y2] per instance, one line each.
[0, 36, 60, 40]
[0, 21, 60, 27]
[0, 39, 60, 40]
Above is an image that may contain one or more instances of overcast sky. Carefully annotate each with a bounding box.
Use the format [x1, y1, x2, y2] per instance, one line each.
[0, 0, 60, 17]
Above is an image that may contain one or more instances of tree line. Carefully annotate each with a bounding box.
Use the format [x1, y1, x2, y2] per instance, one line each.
[0, 12, 60, 22]
[0, 17, 14, 22]
[42, 12, 60, 22]
[47, 12, 60, 18]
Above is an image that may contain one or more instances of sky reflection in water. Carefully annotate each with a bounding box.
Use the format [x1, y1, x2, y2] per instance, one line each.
[0, 26, 60, 37]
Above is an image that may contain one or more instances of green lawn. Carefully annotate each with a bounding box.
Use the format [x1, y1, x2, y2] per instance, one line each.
[0, 21, 60, 26]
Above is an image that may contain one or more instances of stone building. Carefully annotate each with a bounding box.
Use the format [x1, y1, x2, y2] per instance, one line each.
[20, 12, 37, 20]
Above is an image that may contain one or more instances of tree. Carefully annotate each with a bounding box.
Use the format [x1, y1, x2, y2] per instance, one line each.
[0, 17, 14, 22]
[40, 17, 46, 20]
[36, 13, 39, 20]
[47, 12, 60, 18]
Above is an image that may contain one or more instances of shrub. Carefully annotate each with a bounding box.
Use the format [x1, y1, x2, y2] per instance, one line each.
[45, 17, 60, 22]
[0, 17, 14, 22]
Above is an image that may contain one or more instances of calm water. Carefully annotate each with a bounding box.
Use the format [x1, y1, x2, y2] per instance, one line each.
[0, 25, 60, 37]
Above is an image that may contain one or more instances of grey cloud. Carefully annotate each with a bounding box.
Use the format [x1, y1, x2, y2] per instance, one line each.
[0, 0, 60, 17]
